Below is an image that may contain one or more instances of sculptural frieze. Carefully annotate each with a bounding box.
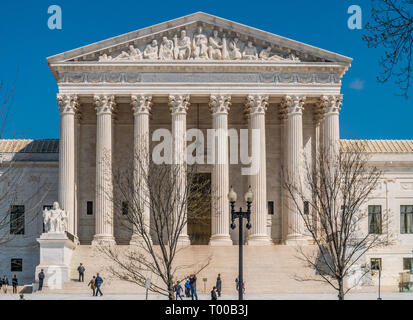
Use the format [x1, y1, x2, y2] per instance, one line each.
[43, 202, 68, 234]
[95, 26, 312, 63]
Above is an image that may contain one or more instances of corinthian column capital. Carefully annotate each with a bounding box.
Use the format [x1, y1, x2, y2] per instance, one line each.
[320, 95, 343, 115]
[209, 95, 231, 115]
[57, 94, 79, 114]
[245, 94, 269, 115]
[281, 95, 306, 115]
[169, 94, 190, 115]
[94, 95, 116, 115]
[131, 95, 152, 115]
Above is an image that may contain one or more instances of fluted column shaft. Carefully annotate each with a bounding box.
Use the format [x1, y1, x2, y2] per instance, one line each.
[321, 95, 342, 158]
[246, 95, 271, 246]
[93, 95, 116, 243]
[282, 95, 306, 244]
[57, 94, 78, 236]
[209, 95, 232, 246]
[169, 95, 191, 245]
[130, 95, 152, 244]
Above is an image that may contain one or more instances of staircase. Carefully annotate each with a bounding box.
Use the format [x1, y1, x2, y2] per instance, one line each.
[42, 244, 358, 295]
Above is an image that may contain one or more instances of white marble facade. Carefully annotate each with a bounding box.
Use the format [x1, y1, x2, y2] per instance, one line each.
[0, 13, 412, 288]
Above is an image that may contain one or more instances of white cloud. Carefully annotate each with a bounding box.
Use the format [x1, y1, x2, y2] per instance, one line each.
[349, 78, 365, 90]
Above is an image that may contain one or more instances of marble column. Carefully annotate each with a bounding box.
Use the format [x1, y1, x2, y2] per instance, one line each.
[209, 95, 232, 246]
[93, 95, 116, 244]
[169, 95, 191, 246]
[57, 94, 78, 237]
[282, 95, 306, 244]
[321, 95, 342, 158]
[245, 95, 271, 246]
[130, 95, 152, 245]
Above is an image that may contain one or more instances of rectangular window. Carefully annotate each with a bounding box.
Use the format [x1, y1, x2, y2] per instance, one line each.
[122, 201, 129, 216]
[371, 258, 382, 271]
[304, 201, 310, 215]
[368, 205, 382, 234]
[403, 258, 413, 271]
[401, 205, 413, 234]
[87, 202, 93, 216]
[10, 205, 25, 235]
[11, 259, 22, 272]
[268, 201, 274, 215]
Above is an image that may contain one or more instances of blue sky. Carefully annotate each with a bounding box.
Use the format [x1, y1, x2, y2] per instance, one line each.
[0, 0, 411, 139]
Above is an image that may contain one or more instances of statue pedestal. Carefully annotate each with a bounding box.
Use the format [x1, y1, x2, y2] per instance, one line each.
[35, 233, 76, 290]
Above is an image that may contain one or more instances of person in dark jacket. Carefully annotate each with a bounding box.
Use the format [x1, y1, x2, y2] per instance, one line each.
[184, 278, 191, 298]
[174, 281, 183, 300]
[2, 276, 9, 294]
[12, 275, 18, 294]
[38, 269, 45, 291]
[211, 286, 218, 300]
[189, 274, 198, 300]
[216, 274, 222, 297]
[77, 263, 85, 282]
[94, 273, 103, 296]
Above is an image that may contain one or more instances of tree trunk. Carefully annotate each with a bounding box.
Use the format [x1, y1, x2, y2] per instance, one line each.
[338, 279, 345, 300]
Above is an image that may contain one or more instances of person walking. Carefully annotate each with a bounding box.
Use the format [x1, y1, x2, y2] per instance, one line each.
[38, 269, 45, 291]
[88, 276, 96, 296]
[235, 277, 239, 292]
[94, 273, 103, 296]
[211, 286, 218, 300]
[12, 275, 18, 294]
[216, 274, 222, 297]
[189, 274, 198, 300]
[2, 276, 8, 294]
[77, 263, 85, 282]
[174, 281, 183, 300]
[184, 277, 191, 298]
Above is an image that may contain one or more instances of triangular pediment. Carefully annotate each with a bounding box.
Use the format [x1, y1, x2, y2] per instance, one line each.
[47, 12, 352, 65]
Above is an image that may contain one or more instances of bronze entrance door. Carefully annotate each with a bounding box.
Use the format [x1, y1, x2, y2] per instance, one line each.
[187, 173, 211, 245]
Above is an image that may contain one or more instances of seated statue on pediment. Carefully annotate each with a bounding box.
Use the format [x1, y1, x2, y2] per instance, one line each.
[228, 37, 242, 60]
[192, 26, 209, 60]
[242, 41, 258, 60]
[99, 53, 113, 62]
[259, 47, 285, 61]
[159, 37, 174, 60]
[208, 30, 223, 60]
[143, 40, 159, 60]
[174, 30, 191, 60]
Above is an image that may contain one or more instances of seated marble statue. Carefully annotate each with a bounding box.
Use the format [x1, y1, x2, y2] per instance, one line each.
[43, 202, 68, 234]
[242, 41, 258, 60]
[143, 40, 159, 60]
[228, 37, 242, 60]
[128, 45, 143, 61]
[159, 37, 174, 60]
[174, 30, 191, 60]
[208, 30, 223, 60]
[259, 47, 285, 61]
[192, 26, 209, 59]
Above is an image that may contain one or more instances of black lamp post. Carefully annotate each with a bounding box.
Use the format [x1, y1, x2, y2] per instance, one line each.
[228, 186, 253, 301]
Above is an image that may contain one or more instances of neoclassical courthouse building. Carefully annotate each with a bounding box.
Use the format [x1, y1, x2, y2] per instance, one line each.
[1, 13, 413, 293]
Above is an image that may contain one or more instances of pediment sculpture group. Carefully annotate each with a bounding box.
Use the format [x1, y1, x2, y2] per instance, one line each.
[99, 27, 301, 62]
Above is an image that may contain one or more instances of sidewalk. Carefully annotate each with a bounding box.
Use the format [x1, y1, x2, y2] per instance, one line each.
[1, 292, 413, 300]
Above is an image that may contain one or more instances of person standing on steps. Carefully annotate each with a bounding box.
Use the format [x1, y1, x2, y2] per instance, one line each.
[94, 273, 104, 297]
[88, 276, 96, 296]
[38, 269, 45, 291]
[77, 263, 85, 282]
[2, 276, 9, 294]
[216, 274, 222, 298]
[174, 281, 183, 300]
[211, 286, 218, 300]
[12, 275, 18, 294]
[184, 277, 191, 298]
[189, 274, 198, 300]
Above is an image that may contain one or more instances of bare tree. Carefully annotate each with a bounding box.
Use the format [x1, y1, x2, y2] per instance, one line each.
[98, 150, 211, 300]
[283, 141, 391, 300]
[363, 0, 413, 98]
